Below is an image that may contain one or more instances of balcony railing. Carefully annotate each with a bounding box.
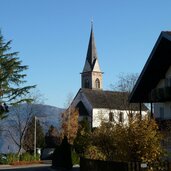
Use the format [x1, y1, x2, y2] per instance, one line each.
[150, 87, 171, 102]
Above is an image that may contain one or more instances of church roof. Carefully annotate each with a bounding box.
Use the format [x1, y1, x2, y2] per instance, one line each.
[82, 25, 101, 72]
[129, 31, 171, 103]
[80, 88, 148, 111]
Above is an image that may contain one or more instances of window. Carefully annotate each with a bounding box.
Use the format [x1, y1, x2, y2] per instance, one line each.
[119, 112, 124, 123]
[84, 79, 89, 88]
[160, 107, 164, 120]
[95, 78, 100, 89]
[109, 112, 114, 122]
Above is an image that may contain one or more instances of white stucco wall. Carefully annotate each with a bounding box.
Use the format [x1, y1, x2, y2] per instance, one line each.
[92, 108, 147, 128]
[71, 90, 148, 128]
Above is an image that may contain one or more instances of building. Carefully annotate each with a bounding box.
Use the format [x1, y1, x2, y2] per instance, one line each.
[129, 31, 171, 155]
[71, 24, 148, 128]
[129, 31, 171, 120]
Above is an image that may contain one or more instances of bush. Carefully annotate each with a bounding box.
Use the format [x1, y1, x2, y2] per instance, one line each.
[20, 153, 34, 161]
[85, 117, 165, 169]
[6, 153, 19, 164]
[72, 150, 80, 165]
[73, 118, 91, 156]
[0, 152, 40, 165]
[85, 146, 106, 160]
[0, 154, 7, 164]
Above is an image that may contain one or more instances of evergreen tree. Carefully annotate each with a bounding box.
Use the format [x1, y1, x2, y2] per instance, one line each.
[45, 125, 60, 148]
[23, 116, 45, 153]
[0, 31, 35, 119]
[74, 118, 91, 156]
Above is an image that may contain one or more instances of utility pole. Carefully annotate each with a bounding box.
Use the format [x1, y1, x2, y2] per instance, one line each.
[34, 116, 36, 158]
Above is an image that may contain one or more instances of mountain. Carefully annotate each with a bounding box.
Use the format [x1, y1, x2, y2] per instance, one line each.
[0, 104, 65, 153]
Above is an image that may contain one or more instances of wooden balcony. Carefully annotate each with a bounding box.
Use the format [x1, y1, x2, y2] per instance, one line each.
[150, 87, 171, 102]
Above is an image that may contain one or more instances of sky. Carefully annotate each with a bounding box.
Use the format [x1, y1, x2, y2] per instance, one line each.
[1, 0, 171, 108]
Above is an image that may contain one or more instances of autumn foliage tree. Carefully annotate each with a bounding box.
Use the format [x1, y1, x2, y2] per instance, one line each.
[61, 108, 79, 144]
[85, 116, 165, 170]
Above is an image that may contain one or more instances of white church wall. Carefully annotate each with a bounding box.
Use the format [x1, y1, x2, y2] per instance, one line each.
[92, 108, 147, 128]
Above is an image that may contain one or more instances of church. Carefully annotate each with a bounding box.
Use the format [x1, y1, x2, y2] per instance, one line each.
[70, 25, 148, 128]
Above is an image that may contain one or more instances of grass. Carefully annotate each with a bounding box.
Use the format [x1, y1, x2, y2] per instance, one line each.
[0, 153, 40, 165]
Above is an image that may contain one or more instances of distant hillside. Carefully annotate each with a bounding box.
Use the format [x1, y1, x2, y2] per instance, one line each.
[0, 104, 65, 153]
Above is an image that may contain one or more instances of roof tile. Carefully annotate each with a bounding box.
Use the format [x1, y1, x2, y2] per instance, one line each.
[81, 88, 148, 111]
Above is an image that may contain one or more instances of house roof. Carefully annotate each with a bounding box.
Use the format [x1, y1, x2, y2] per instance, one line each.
[79, 88, 148, 111]
[129, 31, 171, 103]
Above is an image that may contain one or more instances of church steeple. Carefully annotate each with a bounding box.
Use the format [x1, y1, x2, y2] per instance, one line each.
[81, 24, 103, 90]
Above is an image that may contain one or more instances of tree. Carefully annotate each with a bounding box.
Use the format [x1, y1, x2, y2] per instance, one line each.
[45, 125, 61, 148]
[110, 73, 148, 122]
[73, 118, 91, 156]
[63, 92, 74, 108]
[0, 31, 35, 119]
[3, 99, 45, 155]
[111, 73, 139, 93]
[23, 116, 45, 153]
[86, 116, 165, 170]
[61, 108, 79, 144]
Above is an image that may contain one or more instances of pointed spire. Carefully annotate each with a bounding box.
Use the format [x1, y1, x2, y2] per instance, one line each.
[91, 17, 93, 30]
[81, 22, 103, 89]
[85, 22, 98, 70]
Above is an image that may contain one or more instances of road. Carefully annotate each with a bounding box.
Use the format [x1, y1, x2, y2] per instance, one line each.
[0, 165, 80, 171]
[0, 165, 50, 171]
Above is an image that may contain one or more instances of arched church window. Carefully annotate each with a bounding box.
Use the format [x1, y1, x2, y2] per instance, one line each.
[95, 78, 100, 89]
[109, 112, 114, 122]
[85, 79, 89, 88]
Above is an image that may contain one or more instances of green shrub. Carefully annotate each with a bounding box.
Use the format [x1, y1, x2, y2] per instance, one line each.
[73, 119, 91, 156]
[6, 153, 19, 164]
[0, 154, 7, 164]
[72, 150, 80, 165]
[20, 153, 33, 161]
[20, 153, 39, 161]
[1, 153, 39, 165]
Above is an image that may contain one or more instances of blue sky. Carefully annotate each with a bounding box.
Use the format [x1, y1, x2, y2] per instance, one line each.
[1, 0, 171, 108]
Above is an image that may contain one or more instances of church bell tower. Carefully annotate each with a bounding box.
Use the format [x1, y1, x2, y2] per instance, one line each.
[81, 24, 103, 90]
